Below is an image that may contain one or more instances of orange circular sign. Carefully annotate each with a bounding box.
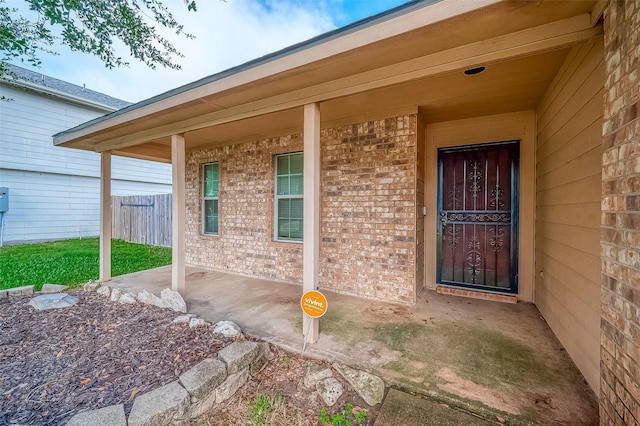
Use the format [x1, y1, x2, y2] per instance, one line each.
[301, 290, 328, 318]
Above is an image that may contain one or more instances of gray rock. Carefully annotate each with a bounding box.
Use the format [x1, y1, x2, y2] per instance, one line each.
[180, 358, 226, 417]
[137, 289, 164, 308]
[316, 377, 343, 406]
[304, 364, 333, 389]
[28, 294, 79, 311]
[173, 314, 196, 324]
[66, 404, 126, 426]
[97, 285, 111, 297]
[212, 320, 242, 337]
[41, 284, 67, 294]
[189, 318, 207, 328]
[82, 281, 101, 291]
[128, 381, 190, 426]
[215, 368, 249, 403]
[110, 288, 124, 302]
[0, 285, 35, 298]
[184, 387, 217, 419]
[250, 342, 273, 376]
[160, 288, 187, 313]
[333, 363, 384, 406]
[180, 358, 227, 399]
[118, 293, 137, 304]
[218, 341, 259, 374]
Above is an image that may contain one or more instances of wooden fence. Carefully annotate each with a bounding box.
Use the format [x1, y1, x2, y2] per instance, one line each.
[111, 194, 172, 247]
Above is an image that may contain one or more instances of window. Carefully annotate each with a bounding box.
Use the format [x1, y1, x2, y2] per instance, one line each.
[275, 152, 303, 241]
[203, 163, 219, 235]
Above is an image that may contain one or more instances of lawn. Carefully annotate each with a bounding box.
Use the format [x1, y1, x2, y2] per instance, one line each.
[0, 238, 171, 291]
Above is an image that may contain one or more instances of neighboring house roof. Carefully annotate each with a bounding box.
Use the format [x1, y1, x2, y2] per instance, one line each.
[2, 64, 131, 111]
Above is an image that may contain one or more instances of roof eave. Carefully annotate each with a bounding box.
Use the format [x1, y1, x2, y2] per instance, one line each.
[53, 0, 502, 146]
[3, 78, 120, 113]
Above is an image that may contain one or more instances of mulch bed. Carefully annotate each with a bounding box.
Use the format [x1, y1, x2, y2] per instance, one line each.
[191, 345, 383, 425]
[0, 291, 232, 425]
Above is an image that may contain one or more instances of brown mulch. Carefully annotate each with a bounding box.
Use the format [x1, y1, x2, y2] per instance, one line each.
[0, 291, 382, 426]
[0, 291, 232, 425]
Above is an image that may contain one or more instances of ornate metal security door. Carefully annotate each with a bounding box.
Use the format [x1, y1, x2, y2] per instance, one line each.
[437, 141, 519, 293]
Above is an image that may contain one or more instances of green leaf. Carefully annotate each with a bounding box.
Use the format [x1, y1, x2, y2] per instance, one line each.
[1, 0, 201, 79]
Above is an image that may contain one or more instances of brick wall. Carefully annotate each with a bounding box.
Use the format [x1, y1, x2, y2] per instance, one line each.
[184, 115, 418, 304]
[185, 135, 304, 282]
[320, 116, 417, 303]
[600, 1, 640, 424]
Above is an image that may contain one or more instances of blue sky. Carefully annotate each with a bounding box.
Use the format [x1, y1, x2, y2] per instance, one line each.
[8, 0, 410, 103]
[333, 0, 409, 26]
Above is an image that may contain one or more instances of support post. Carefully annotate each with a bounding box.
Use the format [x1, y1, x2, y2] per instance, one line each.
[303, 103, 321, 343]
[171, 134, 186, 294]
[99, 151, 112, 281]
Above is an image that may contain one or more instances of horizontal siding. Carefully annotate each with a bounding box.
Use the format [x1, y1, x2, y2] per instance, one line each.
[535, 40, 604, 393]
[534, 281, 600, 390]
[0, 169, 170, 244]
[0, 81, 173, 244]
[0, 170, 101, 242]
[535, 201, 600, 228]
[0, 84, 172, 184]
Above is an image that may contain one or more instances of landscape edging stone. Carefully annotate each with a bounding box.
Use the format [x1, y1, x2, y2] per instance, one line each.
[68, 283, 268, 424]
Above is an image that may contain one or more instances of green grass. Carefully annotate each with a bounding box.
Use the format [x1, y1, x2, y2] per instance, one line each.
[0, 238, 171, 290]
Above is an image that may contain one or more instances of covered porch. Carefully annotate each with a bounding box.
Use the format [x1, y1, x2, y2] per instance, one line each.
[53, 0, 616, 420]
[108, 266, 598, 424]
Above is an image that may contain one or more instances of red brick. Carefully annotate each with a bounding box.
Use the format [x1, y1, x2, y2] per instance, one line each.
[183, 115, 418, 304]
[601, 1, 640, 423]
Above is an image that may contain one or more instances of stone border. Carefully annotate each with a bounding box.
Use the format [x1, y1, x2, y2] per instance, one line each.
[0, 283, 72, 298]
[28, 281, 274, 426]
[66, 340, 271, 426]
[7, 281, 384, 424]
[0, 285, 36, 298]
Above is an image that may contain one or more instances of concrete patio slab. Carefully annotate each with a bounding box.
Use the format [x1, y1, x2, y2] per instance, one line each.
[375, 389, 494, 426]
[109, 266, 599, 425]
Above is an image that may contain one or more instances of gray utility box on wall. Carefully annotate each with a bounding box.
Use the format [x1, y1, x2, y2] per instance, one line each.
[0, 187, 8, 212]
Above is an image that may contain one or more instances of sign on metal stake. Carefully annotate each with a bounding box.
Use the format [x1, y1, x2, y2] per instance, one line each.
[301, 290, 327, 356]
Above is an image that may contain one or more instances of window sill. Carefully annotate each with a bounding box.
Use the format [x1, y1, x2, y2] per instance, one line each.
[274, 239, 303, 245]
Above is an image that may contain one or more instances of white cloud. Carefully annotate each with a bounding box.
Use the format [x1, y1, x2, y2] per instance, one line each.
[12, 0, 338, 102]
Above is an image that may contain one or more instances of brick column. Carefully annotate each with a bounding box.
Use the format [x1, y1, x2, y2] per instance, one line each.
[600, 1, 640, 424]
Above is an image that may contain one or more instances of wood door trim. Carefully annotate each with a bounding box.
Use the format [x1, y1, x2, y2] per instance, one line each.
[424, 111, 536, 302]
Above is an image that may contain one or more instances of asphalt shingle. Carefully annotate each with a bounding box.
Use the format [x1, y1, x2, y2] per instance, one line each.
[3, 64, 130, 110]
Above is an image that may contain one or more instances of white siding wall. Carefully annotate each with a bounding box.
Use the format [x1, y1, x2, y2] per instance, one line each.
[0, 84, 171, 244]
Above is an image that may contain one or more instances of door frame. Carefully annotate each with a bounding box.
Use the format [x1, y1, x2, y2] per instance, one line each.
[424, 111, 536, 302]
[436, 140, 520, 293]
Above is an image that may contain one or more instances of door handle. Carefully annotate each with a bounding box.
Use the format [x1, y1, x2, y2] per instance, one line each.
[439, 211, 448, 224]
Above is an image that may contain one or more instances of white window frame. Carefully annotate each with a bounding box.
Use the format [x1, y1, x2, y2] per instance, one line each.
[274, 152, 303, 243]
[202, 162, 219, 235]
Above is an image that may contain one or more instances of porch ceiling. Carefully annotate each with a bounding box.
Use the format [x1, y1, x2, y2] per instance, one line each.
[55, 0, 600, 163]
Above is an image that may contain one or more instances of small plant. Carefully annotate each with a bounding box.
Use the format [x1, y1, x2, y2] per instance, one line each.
[248, 393, 283, 426]
[319, 402, 367, 426]
[282, 356, 291, 362]
[354, 408, 367, 425]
